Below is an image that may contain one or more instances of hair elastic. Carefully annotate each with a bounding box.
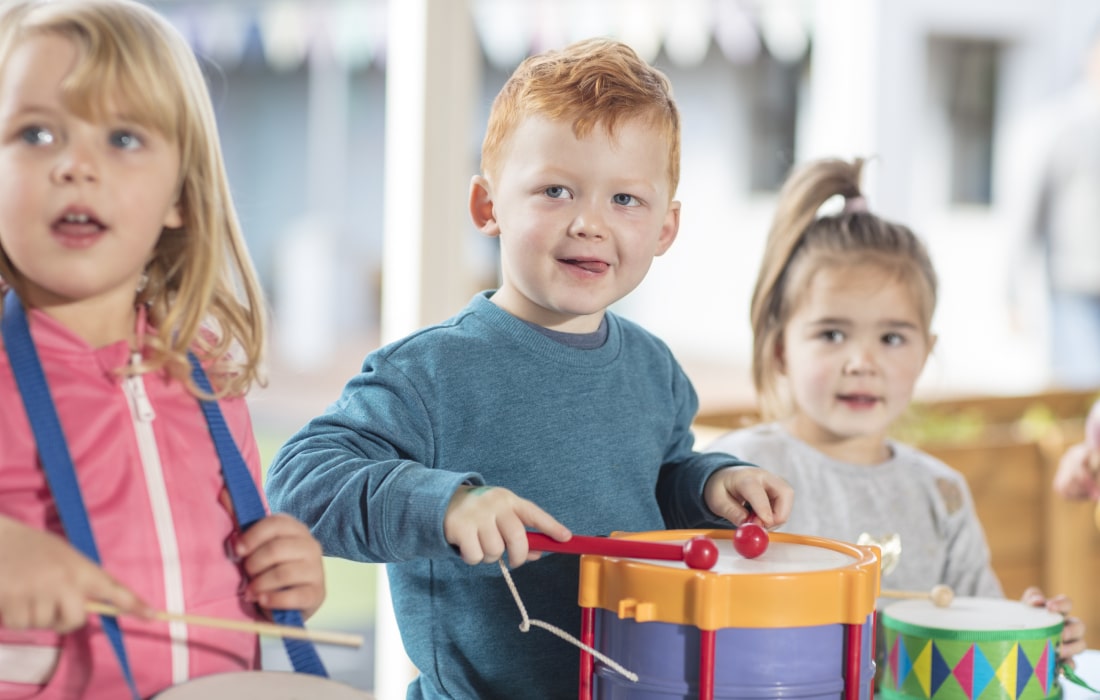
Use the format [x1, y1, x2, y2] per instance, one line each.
[842, 195, 868, 214]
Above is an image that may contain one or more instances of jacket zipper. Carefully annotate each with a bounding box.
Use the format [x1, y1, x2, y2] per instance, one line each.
[123, 353, 190, 683]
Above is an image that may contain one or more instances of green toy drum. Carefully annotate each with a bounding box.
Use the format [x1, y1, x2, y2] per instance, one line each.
[880, 597, 1063, 700]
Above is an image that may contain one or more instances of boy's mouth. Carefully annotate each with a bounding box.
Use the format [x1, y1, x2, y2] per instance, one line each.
[561, 258, 609, 274]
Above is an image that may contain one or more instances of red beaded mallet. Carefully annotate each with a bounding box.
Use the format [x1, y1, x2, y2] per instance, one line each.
[733, 515, 769, 559]
[526, 532, 719, 570]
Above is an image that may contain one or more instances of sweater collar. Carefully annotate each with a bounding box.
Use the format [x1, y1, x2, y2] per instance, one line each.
[471, 291, 623, 368]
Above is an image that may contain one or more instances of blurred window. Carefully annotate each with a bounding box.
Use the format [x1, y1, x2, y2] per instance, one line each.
[748, 47, 807, 193]
[931, 36, 1000, 205]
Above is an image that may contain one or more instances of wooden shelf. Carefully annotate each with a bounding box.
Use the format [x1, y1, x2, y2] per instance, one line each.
[695, 389, 1100, 648]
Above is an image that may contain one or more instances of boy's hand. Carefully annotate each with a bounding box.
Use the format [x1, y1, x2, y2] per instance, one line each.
[1052, 442, 1100, 501]
[444, 485, 571, 569]
[236, 514, 326, 620]
[703, 466, 793, 528]
[1022, 587, 1086, 662]
[0, 517, 147, 632]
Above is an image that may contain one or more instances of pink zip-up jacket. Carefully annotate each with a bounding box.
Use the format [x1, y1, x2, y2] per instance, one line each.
[0, 308, 262, 699]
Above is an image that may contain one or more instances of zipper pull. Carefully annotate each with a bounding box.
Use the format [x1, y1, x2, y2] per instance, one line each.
[127, 351, 156, 422]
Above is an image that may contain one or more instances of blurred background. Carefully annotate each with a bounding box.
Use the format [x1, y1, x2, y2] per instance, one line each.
[144, 0, 1100, 695]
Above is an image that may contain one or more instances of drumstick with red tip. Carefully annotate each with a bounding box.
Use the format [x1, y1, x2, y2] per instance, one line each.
[84, 601, 364, 647]
[732, 516, 769, 558]
[526, 532, 719, 570]
[879, 584, 955, 608]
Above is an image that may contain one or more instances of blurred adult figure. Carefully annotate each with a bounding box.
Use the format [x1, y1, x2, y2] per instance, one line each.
[1016, 30, 1100, 389]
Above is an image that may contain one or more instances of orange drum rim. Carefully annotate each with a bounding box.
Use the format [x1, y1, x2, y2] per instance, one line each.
[577, 529, 880, 630]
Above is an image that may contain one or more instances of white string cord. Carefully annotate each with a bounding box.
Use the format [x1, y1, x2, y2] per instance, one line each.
[498, 560, 639, 683]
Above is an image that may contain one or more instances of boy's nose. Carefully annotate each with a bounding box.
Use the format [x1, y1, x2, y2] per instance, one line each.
[568, 211, 606, 240]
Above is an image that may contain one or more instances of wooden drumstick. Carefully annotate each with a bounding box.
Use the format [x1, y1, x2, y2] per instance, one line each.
[84, 601, 363, 648]
[879, 584, 955, 608]
[526, 532, 719, 570]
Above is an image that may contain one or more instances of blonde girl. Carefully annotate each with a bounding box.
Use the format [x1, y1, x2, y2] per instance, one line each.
[0, 1, 324, 697]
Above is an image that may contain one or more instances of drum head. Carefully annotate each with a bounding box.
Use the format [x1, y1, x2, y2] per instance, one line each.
[630, 537, 857, 574]
[882, 596, 1063, 639]
[155, 671, 374, 699]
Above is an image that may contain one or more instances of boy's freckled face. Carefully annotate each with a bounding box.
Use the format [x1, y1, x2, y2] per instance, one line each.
[472, 115, 680, 333]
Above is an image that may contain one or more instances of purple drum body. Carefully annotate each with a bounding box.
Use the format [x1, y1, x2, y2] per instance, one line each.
[592, 613, 876, 699]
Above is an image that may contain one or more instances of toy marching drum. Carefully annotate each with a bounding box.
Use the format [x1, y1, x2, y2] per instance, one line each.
[531, 528, 881, 700]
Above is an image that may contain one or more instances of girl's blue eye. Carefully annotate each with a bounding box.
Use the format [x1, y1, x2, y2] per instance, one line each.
[19, 126, 54, 146]
[613, 193, 638, 206]
[110, 130, 142, 150]
[545, 185, 568, 199]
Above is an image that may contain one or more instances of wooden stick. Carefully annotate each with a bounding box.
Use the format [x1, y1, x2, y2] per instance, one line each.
[85, 601, 363, 648]
[880, 584, 955, 607]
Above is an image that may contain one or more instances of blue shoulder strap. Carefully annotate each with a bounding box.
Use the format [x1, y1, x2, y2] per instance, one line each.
[2, 290, 141, 700]
[187, 353, 327, 677]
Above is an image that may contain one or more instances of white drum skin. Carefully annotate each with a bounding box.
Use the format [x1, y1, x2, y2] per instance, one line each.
[632, 536, 859, 574]
[154, 671, 375, 699]
[883, 597, 1063, 633]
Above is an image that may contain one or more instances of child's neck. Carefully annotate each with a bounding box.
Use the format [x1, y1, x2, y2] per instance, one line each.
[40, 298, 138, 350]
[489, 290, 606, 334]
[781, 414, 892, 466]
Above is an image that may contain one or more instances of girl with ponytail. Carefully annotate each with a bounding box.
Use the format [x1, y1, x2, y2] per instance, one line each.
[709, 156, 1085, 665]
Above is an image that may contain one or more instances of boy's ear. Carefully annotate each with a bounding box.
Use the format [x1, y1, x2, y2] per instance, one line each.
[653, 200, 681, 256]
[469, 175, 500, 237]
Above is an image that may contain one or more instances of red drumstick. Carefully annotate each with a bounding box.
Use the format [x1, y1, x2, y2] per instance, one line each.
[526, 532, 718, 570]
[732, 516, 769, 559]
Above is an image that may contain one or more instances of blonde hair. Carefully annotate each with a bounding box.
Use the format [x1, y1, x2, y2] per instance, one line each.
[480, 37, 681, 197]
[750, 158, 938, 420]
[0, 0, 266, 397]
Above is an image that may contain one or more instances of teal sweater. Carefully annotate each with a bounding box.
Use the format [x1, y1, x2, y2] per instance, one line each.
[266, 292, 751, 699]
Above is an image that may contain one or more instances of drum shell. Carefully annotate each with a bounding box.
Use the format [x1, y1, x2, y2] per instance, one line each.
[879, 597, 1063, 700]
[593, 613, 876, 699]
[578, 529, 881, 700]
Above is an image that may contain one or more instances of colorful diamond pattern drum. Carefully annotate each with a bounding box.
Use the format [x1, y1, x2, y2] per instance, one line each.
[880, 598, 1064, 700]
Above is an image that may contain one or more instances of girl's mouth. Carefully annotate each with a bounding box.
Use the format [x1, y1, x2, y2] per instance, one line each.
[52, 211, 107, 247]
[837, 394, 879, 408]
